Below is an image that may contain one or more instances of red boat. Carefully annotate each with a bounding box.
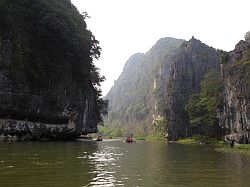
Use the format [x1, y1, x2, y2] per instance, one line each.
[125, 137, 134, 143]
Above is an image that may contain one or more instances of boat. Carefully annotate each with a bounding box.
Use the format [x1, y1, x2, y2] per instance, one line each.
[95, 135, 103, 141]
[125, 137, 134, 143]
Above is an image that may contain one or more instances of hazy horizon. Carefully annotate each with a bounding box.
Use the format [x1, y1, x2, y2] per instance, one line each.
[71, 0, 250, 96]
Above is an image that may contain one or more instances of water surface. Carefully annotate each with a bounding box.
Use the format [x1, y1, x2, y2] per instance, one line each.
[0, 140, 250, 186]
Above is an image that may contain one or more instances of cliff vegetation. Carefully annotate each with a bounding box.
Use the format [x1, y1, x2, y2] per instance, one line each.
[0, 0, 107, 140]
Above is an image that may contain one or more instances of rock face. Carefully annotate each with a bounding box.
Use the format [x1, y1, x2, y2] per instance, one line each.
[105, 35, 249, 142]
[166, 37, 220, 140]
[219, 40, 250, 143]
[0, 119, 77, 141]
[105, 38, 184, 134]
[0, 0, 102, 140]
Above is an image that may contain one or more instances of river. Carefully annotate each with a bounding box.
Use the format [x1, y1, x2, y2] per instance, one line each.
[0, 139, 250, 187]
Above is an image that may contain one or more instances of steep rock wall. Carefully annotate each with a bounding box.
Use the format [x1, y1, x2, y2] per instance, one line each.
[0, 0, 101, 140]
[166, 37, 220, 140]
[105, 38, 184, 134]
[220, 40, 250, 143]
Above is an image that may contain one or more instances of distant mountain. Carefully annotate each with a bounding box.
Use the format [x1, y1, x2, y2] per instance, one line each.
[105, 33, 250, 143]
[105, 37, 184, 135]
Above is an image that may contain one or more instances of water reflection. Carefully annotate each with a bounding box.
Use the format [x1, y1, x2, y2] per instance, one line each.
[0, 141, 98, 187]
[87, 141, 122, 186]
[86, 141, 250, 187]
[1, 140, 250, 187]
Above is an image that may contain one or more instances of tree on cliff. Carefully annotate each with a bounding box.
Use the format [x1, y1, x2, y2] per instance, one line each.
[185, 71, 224, 137]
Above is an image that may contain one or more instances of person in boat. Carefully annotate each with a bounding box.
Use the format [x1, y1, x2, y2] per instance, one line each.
[96, 135, 103, 141]
[125, 136, 133, 142]
[230, 139, 235, 148]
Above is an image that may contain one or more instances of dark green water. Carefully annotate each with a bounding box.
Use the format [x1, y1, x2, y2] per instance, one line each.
[0, 140, 250, 187]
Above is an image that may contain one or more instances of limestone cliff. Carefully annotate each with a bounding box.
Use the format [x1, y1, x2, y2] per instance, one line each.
[105, 33, 249, 141]
[105, 38, 184, 135]
[0, 0, 103, 140]
[220, 40, 250, 143]
[166, 37, 220, 140]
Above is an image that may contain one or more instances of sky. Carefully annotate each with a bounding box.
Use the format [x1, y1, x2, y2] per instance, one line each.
[71, 0, 250, 96]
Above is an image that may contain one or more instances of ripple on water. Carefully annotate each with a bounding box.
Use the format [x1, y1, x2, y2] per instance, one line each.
[1, 140, 249, 187]
[85, 144, 124, 186]
[77, 156, 87, 159]
[90, 172, 116, 186]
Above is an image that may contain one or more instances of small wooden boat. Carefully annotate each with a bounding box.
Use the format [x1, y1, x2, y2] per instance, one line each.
[95, 136, 103, 141]
[125, 137, 134, 143]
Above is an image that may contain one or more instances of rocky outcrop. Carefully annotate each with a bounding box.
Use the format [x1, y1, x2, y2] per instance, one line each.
[219, 40, 250, 143]
[166, 37, 220, 140]
[105, 38, 184, 134]
[0, 119, 75, 141]
[0, 0, 102, 140]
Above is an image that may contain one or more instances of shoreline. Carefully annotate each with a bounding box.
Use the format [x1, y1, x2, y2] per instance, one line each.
[175, 137, 250, 155]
